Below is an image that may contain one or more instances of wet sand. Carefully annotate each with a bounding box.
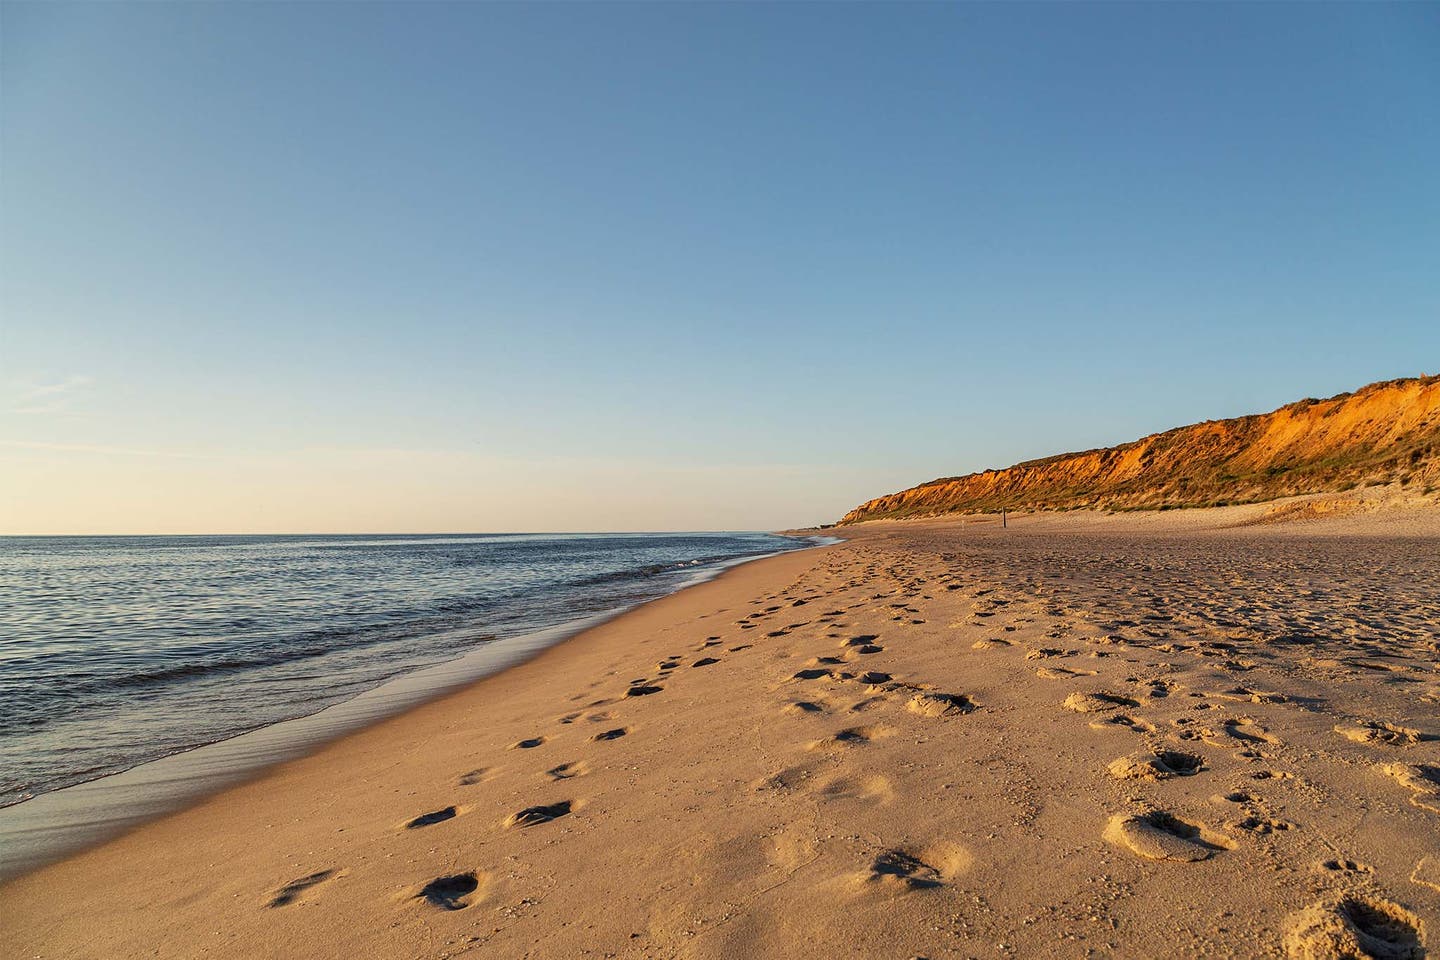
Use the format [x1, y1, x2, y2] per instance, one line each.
[3, 504, 1438, 958]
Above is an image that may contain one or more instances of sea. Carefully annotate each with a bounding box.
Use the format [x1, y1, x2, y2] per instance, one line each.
[0, 532, 815, 813]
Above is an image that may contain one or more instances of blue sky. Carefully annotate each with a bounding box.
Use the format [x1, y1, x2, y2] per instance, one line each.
[3, 2, 1437, 533]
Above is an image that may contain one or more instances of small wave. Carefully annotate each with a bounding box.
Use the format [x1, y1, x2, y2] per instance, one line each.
[568, 550, 780, 588]
[2, 628, 500, 701]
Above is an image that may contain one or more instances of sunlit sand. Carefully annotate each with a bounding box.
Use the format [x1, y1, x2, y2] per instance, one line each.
[4, 500, 1436, 958]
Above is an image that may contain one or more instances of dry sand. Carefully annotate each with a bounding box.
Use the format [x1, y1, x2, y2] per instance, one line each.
[4, 504, 1439, 958]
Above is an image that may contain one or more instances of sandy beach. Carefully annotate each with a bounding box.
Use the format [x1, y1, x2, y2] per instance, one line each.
[4, 504, 1439, 959]
[8, 3, 1436, 957]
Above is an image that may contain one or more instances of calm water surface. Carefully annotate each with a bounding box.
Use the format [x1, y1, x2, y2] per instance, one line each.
[0, 532, 810, 807]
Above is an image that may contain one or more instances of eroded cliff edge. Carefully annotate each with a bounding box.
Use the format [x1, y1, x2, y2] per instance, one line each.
[841, 375, 1440, 523]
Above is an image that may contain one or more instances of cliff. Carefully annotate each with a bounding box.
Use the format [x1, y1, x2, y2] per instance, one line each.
[840, 375, 1440, 523]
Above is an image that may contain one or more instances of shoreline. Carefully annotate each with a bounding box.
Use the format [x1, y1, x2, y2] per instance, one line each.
[0, 536, 832, 881]
[5, 509, 1436, 958]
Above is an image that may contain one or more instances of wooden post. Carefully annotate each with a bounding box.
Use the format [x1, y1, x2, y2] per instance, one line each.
[1002, 509, 1007, 528]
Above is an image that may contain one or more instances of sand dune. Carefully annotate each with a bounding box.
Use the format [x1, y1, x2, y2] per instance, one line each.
[2, 505, 1438, 958]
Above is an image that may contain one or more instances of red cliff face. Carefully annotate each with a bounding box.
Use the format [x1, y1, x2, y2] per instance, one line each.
[840, 376, 1440, 523]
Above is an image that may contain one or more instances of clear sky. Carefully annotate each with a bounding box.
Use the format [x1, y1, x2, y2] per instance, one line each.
[3, 2, 1437, 534]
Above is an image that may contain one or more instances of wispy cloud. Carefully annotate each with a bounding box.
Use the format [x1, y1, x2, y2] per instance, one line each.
[10, 375, 94, 415]
[0, 440, 219, 460]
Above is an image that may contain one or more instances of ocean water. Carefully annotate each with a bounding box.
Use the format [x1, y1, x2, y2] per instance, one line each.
[0, 532, 811, 808]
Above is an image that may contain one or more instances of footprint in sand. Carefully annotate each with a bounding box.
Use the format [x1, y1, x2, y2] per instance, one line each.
[1231, 815, 1296, 835]
[457, 768, 489, 786]
[1064, 691, 1139, 713]
[1335, 720, 1430, 747]
[785, 700, 826, 715]
[625, 684, 664, 698]
[1104, 811, 1232, 862]
[589, 727, 628, 742]
[815, 772, 894, 806]
[1319, 858, 1373, 876]
[1207, 717, 1281, 749]
[1380, 763, 1440, 812]
[1088, 714, 1157, 734]
[864, 851, 944, 889]
[415, 872, 482, 911]
[1283, 893, 1424, 960]
[692, 657, 720, 667]
[546, 761, 588, 781]
[505, 801, 573, 828]
[753, 763, 820, 794]
[861, 843, 970, 891]
[267, 869, 339, 908]
[510, 736, 547, 750]
[1107, 750, 1203, 781]
[405, 806, 459, 829]
[1135, 678, 1180, 700]
[906, 692, 976, 718]
[808, 726, 890, 751]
